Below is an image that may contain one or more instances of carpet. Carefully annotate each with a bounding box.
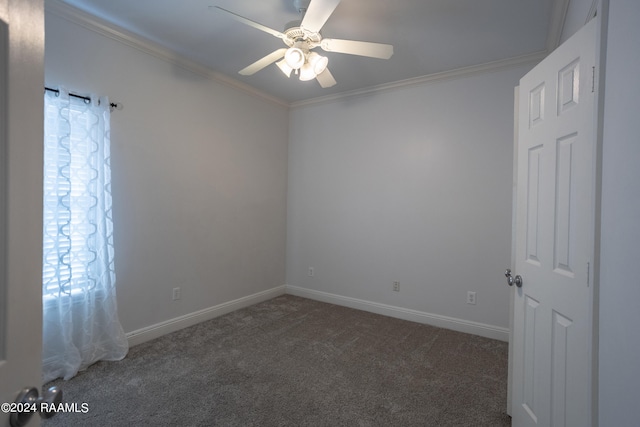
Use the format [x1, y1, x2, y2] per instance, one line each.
[43, 295, 511, 426]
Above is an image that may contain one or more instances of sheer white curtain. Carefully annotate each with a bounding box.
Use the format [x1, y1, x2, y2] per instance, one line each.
[42, 88, 128, 383]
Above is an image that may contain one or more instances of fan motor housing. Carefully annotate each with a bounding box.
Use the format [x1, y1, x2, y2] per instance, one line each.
[284, 21, 322, 45]
[283, 20, 303, 35]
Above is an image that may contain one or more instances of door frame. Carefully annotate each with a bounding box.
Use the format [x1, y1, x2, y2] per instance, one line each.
[0, 0, 7, 362]
[507, 86, 520, 417]
[0, 1, 45, 425]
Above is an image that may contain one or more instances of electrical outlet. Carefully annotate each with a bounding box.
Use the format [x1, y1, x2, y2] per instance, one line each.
[308, 267, 314, 277]
[393, 281, 400, 292]
[172, 287, 181, 301]
[467, 291, 476, 305]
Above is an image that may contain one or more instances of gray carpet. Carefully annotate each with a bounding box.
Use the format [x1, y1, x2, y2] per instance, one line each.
[43, 295, 511, 426]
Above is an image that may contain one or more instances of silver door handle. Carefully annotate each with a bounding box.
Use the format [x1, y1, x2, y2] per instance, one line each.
[505, 269, 523, 288]
[10, 386, 63, 427]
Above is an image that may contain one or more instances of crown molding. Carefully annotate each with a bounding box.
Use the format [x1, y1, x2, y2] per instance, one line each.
[45, 0, 289, 109]
[587, 0, 598, 21]
[290, 50, 548, 109]
[547, 0, 570, 52]
[46, 0, 551, 110]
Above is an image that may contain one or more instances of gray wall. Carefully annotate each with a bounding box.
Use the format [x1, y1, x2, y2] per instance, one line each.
[45, 11, 289, 334]
[287, 64, 531, 334]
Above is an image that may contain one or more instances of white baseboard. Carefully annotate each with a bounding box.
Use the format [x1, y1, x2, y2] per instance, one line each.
[126, 285, 286, 347]
[126, 284, 509, 347]
[285, 285, 509, 342]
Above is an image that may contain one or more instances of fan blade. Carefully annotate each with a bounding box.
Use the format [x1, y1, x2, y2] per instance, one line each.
[239, 48, 287, 76]
[316, 68, 337, 88]
[320, 38, 394, 59]
[214, 6, 285, 39]
[301, 0, 341, 33]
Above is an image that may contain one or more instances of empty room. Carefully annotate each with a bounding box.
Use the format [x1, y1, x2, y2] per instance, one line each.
[2, 0, 639, 426]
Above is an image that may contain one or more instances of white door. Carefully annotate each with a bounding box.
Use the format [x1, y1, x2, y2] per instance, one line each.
[0, 0, 45, 426]
[511, 18, 597, 427]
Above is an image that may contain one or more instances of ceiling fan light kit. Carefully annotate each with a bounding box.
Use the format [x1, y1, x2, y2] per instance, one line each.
[308, 52, 328, 75]
[215, 0, 393, 89]
[284, 47, 306, 69]
[299, 62, 317, 81]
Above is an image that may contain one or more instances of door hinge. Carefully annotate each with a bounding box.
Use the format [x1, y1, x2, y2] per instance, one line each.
[587, 262, 591, 286]
[591, 66, 595, 93]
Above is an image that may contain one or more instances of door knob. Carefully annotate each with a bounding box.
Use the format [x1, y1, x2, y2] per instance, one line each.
[9, 386, 62, 427]
[505, 269, 523, 288]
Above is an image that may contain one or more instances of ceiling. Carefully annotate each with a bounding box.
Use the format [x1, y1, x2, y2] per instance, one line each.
[56, 0, 557, 104]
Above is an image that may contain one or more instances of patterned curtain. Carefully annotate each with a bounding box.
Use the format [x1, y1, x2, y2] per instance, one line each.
[42, 88, 128, 383]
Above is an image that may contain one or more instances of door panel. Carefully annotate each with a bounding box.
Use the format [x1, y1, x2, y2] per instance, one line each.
[525, 145, 542, 265]
[553, 133, 577, 276]
[550, 310, 571, 426]
[512, 18, 597, 427]
[522, 295, 539, 421]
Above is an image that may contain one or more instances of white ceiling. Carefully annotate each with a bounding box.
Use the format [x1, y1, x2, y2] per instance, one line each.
[56, 0, 557, 104]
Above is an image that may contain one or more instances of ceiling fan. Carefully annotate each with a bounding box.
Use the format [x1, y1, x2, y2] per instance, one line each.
[214, 0, 394, 88]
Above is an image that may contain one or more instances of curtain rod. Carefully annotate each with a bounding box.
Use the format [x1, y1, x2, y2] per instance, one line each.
[44, 87, 123, 111]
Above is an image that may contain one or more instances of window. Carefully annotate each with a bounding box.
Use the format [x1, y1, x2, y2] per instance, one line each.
[43, 94, 110, 299]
